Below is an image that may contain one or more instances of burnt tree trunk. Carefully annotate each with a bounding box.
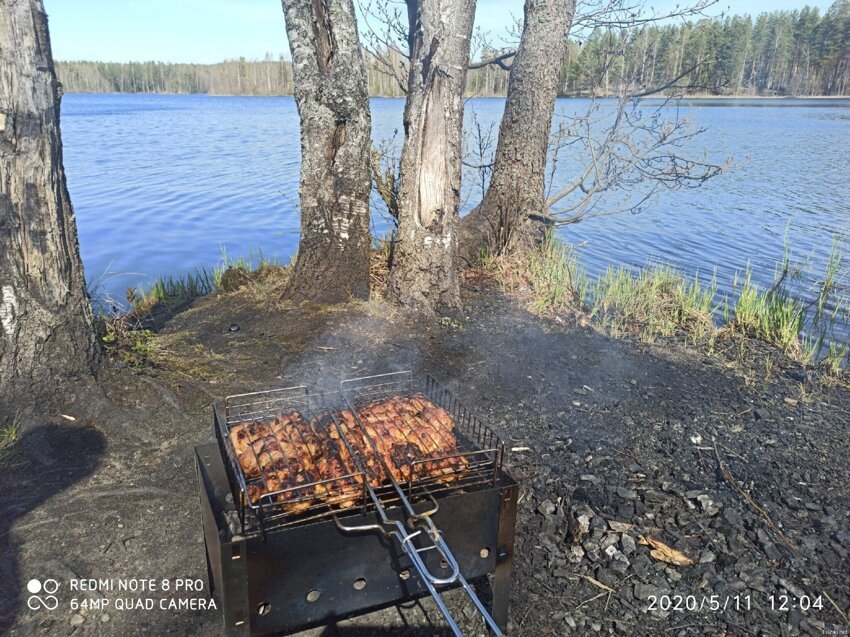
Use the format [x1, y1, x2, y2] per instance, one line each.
[386, 0, 476, 314]
[281, 0, 372, 303]
[458, 0, 574, 264]
[0, 0, 100, 422]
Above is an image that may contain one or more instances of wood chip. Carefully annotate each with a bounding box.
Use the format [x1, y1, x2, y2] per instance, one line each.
[60, 414, 76, 421]
[608, 520, 635, 533]
[638, 535, 694, 566]
[581, 574, 614, 593]
[511, 446, 531, 452]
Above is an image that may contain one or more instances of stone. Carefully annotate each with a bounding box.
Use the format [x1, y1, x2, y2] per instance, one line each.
[723, 507, 743, 526]
[538, 499, 557, 515]
[610, 555, 630, 576]
[787, 369, 809, 384]
[621, 534, 636, 555]
[595, 568, 619, 588]
[616, 486, 638, 500]
[762, 541, 782, 562]
[70, 614, 84, 627]
[631, 554, 651, 579]
[633, 582, 664, 601]
[779, 578, 805, 599]
[697, 494, 721, 516]
[699, 550, 716, 564]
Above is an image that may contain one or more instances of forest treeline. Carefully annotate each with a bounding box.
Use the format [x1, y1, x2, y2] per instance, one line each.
[57, 2, 850, 97]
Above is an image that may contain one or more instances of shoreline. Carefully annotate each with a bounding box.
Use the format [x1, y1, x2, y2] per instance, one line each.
[61, 91, 850, 100]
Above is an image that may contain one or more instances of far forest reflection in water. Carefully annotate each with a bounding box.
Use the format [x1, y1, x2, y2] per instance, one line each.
[60, 94, 850, 345]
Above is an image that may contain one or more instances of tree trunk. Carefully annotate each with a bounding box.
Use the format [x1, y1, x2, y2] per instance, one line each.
[386, 0, 476, 314]
[0, 0, 100, 422]
[458, 0, 574, 264]
[281, 0, 372, 303]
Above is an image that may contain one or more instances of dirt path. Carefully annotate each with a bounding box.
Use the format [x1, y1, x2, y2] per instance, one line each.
[2, 284, 848, 636]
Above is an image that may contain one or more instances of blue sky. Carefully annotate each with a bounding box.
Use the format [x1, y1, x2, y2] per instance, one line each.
[44, 0, 838, 64]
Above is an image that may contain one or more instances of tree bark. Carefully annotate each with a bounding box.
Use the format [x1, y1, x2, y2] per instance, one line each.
[281, 0, 372, 303]
[386, 0, 476, 315]
[458, 0, 574, 264]
[0, 0, 100, 422]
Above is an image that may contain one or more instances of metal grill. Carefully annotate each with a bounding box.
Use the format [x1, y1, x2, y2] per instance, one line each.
[340, 372, 504, 501]
[215, 386, 380, 533]
[206, 371, 515, 637]
[215, 373, 504, 535]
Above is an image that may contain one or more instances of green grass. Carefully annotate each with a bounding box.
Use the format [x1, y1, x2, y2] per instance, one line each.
[501, 231, 848, 373]
[127, 269, 217, 310]
[527, 235, 587, 314]
[0, 420, 20, 462]
[126, 246, 282, 312]
[730, 266, 806, 356]
[519, 232, 716, 342]
[589, 265, 717, 342]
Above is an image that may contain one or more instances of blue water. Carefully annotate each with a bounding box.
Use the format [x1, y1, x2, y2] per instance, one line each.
[61, 94, 850, 342]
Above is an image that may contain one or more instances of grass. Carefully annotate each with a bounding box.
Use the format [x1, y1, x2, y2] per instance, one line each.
[489, 231, 849, 376]
[507, 234, 716, 343]
[102, 320, 158, 368]
[729, 266, 806, 356]
[124, 246, 284, 314]
[98, 247, 289, 368]
[527, 236, 587, 315]
[0, 419, 21, 465]
[589, 265, 717, 342]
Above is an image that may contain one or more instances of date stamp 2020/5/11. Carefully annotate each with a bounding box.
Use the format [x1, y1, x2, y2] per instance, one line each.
[647, 593, 830, 614]
[647, 594, 755, 613]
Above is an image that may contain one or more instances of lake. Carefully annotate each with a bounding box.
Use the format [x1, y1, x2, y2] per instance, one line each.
[60, 94, 850, 343]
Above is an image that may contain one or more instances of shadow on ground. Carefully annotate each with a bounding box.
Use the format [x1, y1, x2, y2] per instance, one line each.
[0, 424, 106, 634]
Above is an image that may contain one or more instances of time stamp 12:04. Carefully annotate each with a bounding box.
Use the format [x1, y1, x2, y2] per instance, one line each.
[646, 593, 825, 613]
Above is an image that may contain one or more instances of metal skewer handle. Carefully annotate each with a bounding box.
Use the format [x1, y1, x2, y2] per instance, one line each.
[332, 376, 505, 637]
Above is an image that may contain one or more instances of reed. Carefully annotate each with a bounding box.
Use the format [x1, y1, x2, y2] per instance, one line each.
[729, 266, 806, 356]
[589, 265, 716, 341]
[511, 232, 848, 372]
[126, 246, 282, 312]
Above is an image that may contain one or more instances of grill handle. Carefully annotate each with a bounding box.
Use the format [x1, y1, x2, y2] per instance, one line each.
[332, 513, 391, 538]
[398, 518, 503, 636]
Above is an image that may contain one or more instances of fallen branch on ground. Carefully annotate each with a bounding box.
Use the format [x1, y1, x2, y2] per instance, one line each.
[711, 433, 797, 555]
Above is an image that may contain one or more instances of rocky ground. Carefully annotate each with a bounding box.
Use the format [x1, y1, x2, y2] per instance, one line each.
[1, 280, 848, 637]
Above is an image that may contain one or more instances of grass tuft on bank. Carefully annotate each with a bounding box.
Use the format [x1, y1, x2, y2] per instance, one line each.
[492, 232, 849, 375]
[0, 419, 20, 465]
[124, 247, 285, 314]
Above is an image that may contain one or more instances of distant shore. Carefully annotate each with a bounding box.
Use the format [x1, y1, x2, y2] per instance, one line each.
[61, 91, 850, 100]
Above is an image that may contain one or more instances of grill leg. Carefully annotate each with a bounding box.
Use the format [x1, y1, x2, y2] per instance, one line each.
[492, 483, 518, 633]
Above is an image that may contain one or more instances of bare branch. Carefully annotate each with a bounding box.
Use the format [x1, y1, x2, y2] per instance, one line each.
[468, 50, 517, 71]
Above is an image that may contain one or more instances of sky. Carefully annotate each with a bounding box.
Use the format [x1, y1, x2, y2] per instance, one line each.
[44, 0, 839, 64]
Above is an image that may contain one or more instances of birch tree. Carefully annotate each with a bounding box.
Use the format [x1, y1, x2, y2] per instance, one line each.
[385, 0, 477, 314]
[281, 0, 373, 302]
[0, 0, 100, 421]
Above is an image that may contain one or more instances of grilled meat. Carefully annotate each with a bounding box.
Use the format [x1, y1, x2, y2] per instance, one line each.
[231, 395, 466, 515]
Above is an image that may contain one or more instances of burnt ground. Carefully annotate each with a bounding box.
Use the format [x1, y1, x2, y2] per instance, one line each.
[1, 281, 849, 637]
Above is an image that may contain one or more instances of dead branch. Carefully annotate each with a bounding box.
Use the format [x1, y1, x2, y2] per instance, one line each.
[711, 434, 798, 555]
[468, 50, 516, 71]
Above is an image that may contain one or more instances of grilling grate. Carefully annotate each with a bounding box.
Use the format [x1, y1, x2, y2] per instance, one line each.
[214, 373, 504, 535]
[209, 372, 512, 636]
